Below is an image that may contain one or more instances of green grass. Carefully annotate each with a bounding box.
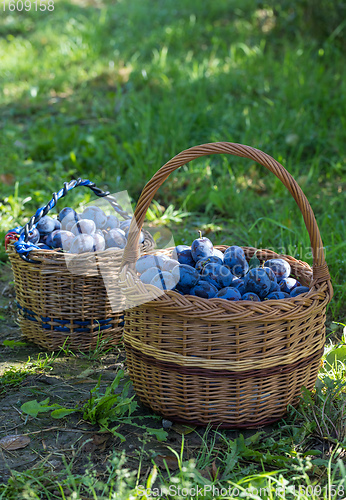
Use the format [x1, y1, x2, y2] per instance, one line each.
[0, 351, 57, 397]
[1, 336, 346, 498]
[0, 0, 345, 497]
[0, 0, 345, 317]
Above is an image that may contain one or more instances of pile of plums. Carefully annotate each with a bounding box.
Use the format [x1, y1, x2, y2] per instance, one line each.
[24, 206, 144, 254]
[135, 235, 310, 301]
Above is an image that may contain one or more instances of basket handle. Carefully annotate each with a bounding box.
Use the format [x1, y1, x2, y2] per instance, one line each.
[13, 178, 131, 263]
[122, 142, 332, 290]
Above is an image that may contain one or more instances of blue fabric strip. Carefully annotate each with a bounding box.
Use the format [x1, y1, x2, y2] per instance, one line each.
[17, 303, 122, 333]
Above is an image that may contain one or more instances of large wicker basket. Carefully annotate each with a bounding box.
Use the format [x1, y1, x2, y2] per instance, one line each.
[6, 178, 154, 352]
[119, 142, 333, 428]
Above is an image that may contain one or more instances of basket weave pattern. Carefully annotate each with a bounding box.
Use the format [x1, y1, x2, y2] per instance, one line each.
[119, 142, 333, 427]
[125, 348, 322, 427]
[121, 247, 327, 427]
[7, 233, 154, 352]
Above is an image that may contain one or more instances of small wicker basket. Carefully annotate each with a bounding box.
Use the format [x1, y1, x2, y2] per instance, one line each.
[119, 142, 333, 428]
[6, 178, 154, 352]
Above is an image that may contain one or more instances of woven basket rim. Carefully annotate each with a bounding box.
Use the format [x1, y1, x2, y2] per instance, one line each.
[6, 229, 154, 263]
[119, 245, 330, 319]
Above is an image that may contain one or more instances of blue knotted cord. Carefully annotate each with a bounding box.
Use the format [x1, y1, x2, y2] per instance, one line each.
[6, 178, 131, 263]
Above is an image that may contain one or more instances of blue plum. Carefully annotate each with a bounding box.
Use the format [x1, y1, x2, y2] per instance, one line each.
[45, 230, 60, 247]
[224, 245, 245, 259]
[58, 207, 76, 222]
[92, 233, 106, 252]
[71, 219, 96, 236]
[150, 271, 176, 291]
[162, 258, 180, 272]
[202, 263, 235, 289]
[26, 228, 40, 244]
[242, 292, 261, 302]
[119, 219, 132, 231]
[104, 229, 127, 249]
[290, 286, 310, 297]
[234, 279, 247, 295]
[190, 281, 218, 299]
[140, 267, 162, 284]
[195, 255, 223, 272]
[213, 248, 224, 262]
[200, 263, 222, 289]
[156, 254, 170, 264]
[172, 246, 195, 267]
[215, 265, 235, 288]
[59, 208, 79, 229]
[105, 215, 120, 230]
[81, 206, 107, 229]
[191, 235, 213, 262]
[279, 278, 300, 294]
[244, 267, 272, 299]
[39, 234, 49, 244]
[172, 245, 189, 258]
[177, 249, 195, 266]
[125, 227, 145, 244]
[264, 258, 291, 281]
[64, 220, 75, 232]
[215, 287, 242, 301]
[271, 283, 281, 292]
[135, 255, 167, 274]
[36, 215, 56, 235]
[52, 230, 75, 251]
[263, 266, 278, 292]
[229, 277, 242, 288]
[265, 292, 291, 300]
[62, 214, 80, 230]
[53, 219, 61, 231]
[69, 234, 94, 254]
[223, 246, 249, 277]
[172, 264, 200, 293]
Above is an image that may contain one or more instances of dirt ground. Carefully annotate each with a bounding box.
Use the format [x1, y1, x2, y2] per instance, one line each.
[0, 263, 249, 487]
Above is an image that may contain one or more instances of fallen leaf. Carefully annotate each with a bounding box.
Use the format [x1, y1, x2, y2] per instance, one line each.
[92, 434, 109, 446]
[82, 434, 110, 453]
[0, 435, 30, 450]
[153, 454, 179, 470]
[211, 459, 219, 480]
[171, 423, 196, 435]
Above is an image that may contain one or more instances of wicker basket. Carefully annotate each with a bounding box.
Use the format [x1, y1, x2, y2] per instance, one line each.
[6, 178, 154, 352]
[119, 142, 333, 428]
